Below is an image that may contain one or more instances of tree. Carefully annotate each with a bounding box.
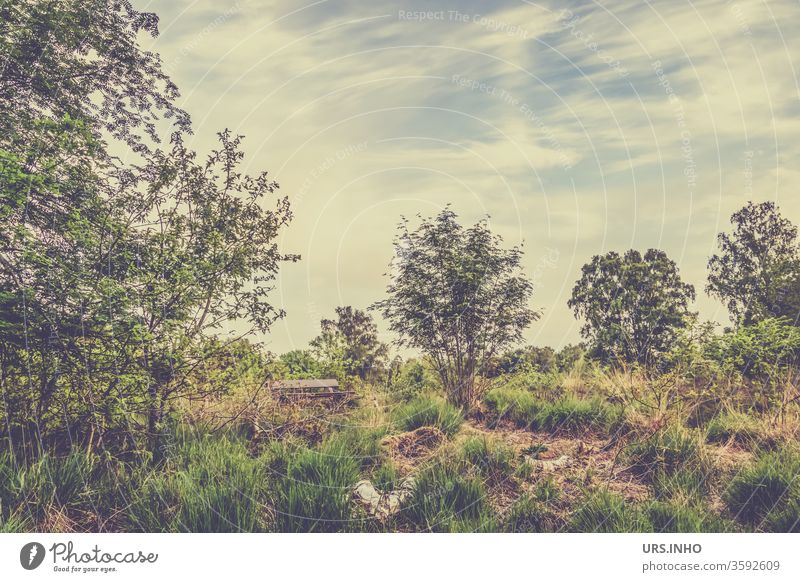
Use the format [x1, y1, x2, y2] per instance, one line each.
[0, 2, 297, 459]
[707, 201, 799, 325]
[310, 306, 388, 380]
[568, 249, 695, 368]
[126, 131, 297, 456]
[0, 0, 190, 155]
[372, 209, 537, 408]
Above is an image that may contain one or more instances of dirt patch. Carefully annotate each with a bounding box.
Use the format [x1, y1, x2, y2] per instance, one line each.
[385, 426, 444, 458]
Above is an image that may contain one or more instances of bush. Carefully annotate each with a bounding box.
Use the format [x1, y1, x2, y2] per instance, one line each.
[392, 395, 463, 436]
[724, 448, 800, 530]
[402, 464, 494, 532]
[570, 490, 651, 532]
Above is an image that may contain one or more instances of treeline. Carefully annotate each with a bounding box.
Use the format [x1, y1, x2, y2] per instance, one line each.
[278, 200, 800, 416]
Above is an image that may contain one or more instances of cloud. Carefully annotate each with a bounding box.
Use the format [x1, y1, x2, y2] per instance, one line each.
[144, 0, 800, 352]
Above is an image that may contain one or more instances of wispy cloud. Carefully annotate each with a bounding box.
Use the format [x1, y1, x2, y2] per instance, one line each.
[145, 0, 800, 352]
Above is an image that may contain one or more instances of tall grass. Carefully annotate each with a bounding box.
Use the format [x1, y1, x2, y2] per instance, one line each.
[269, 435, 361, 532]
[0, 451, 96, 526]
[724, 448, 800, 531]
[392, 395, 463, 436]
[458, 435, 514, 478]
[625, 425, 707, 478]
[484, 388, 622, 435]
[570, 490, 651, 532]
[126, 432, 269, 532]
[401, 464, 494, 532]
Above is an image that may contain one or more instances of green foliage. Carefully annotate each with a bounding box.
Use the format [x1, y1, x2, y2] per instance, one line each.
[458, 436, 514, 477]
[646, 501, 733, 532]
[269, 438, 361, 532]
[707, 202, 799, 325]
[388, 358, 433, 401]
[126, 432, 269, 532]
[0, 0, 190, 153]
[570, 490, 651, 532]
[311, 306, 388, 380]
[278, 350, 323, 379]
[372, 209, 537, 408]
[625, 426, 707, 479]
[484, 388, 621, 435]
[569, 249, 695, 368]
[488, 346, 556, 377]
[724, 448, 800, 530]
[402, 464, 494, 532]
[708, 318, 800, 404]
[392, 395, 464, 436]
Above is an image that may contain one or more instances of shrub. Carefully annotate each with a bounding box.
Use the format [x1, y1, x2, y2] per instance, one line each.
[392, 395, 463, 436]
[570, 490, 651, 532]
[402, 464, 494, 532]
[270, 437, 361, 532]
[724, 448, 800, 530]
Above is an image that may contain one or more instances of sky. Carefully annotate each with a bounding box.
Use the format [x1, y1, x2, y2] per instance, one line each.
[140, 0, 800, 355]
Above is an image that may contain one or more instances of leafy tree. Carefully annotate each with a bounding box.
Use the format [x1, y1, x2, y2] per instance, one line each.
[708, 318, 800, 410]
[310, 306, 388, 380]
[488, 346, 556, 377]
[0, 2, 297, 459]
[0, 0, 190, 154]
[568, 249, 695, 368]
[372, 209, 537, 408]
[125, 131, 297, 455]
[707, 202, 799, 325]
[278, 350, 323, 379]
